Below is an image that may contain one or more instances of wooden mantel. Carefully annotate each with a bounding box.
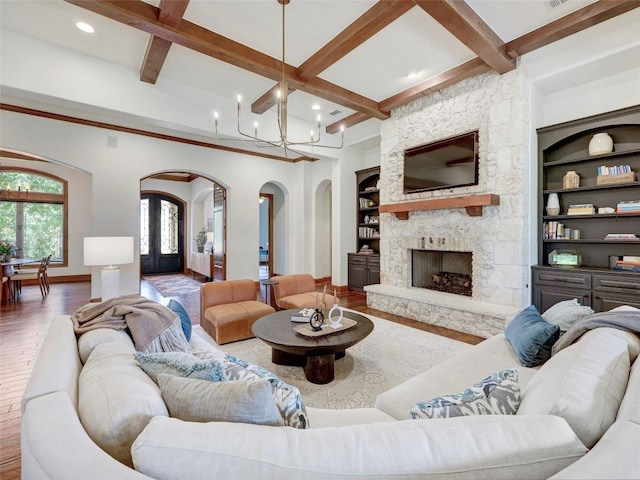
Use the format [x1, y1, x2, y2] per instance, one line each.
[379, 194, 500, 220]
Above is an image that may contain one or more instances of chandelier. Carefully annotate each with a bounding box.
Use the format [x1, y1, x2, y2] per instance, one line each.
[214, 0, 344, 158]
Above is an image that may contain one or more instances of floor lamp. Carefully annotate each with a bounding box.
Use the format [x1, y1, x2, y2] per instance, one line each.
[84, 236, 134, 301]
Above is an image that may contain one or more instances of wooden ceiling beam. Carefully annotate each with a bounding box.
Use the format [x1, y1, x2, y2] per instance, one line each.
[326, 112, 371, 135]
[251, 0, 412, 115]
[65, 0, 387, 120]
[140, 0, 190, 84]
[504, 0, 640, 58]
[380, 57, 491, 112]
[414, 0, 514, 74]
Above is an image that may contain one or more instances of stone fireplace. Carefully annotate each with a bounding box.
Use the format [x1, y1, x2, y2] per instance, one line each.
[364, 70, 531, 339]
[411, 250, 472, 296]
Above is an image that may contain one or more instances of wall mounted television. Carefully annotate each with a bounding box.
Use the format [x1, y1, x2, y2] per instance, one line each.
[403, 130, 479, 194]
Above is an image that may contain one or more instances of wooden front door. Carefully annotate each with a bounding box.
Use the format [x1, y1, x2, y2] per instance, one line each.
[140, 193, 184, 274]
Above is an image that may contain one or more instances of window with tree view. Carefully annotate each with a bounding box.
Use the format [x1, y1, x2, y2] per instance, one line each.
[0, 169, 66, 263]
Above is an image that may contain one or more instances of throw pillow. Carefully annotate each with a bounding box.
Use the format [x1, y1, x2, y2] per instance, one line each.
[224, 354, 309, 429]
[167, 299, 192, 342]
[505, 305, 560, 367]
[134, 351, 227, 383]
[157, 374, 284, 426]
[541, 299, 594, 332]
[410, 368, 520, 419]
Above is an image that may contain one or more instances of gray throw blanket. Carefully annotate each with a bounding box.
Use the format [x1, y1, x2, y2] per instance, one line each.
[72, 294, 190, 352]
[552, 310, 640, 356]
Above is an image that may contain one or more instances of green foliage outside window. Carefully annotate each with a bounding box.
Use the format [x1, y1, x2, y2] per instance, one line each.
[0, 170, 65, 261]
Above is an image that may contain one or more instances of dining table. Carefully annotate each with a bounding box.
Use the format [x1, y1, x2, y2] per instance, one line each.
[1, 257, 39, 301]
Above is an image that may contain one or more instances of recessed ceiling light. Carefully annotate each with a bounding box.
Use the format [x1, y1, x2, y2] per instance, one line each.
[406, 70, 419, 79]
[76, 22, 95, 33]
[311, 104, 321, 110]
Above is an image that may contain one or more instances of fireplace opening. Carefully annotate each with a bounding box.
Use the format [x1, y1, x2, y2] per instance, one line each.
[412, 250, 472, 296]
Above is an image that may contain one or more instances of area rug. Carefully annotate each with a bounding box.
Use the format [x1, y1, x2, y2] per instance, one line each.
[192, 311, 470, 409]
[144, 274, 202, 297]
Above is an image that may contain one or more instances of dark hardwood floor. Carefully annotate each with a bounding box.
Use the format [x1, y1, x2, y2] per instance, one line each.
[0, 277, 482, 479]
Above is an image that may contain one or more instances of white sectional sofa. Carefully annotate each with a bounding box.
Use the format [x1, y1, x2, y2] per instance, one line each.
[21, 307, 640, 479]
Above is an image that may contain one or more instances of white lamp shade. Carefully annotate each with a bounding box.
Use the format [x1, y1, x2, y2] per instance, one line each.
[84, 237, 134, 266]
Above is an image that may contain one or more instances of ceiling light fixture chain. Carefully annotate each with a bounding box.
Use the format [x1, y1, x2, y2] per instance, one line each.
[214, 0, 344, 158]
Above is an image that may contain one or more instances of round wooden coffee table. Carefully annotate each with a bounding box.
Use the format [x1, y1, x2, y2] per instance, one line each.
[252, 309, 374, 384]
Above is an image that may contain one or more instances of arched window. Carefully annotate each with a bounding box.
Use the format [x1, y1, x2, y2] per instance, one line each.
[0, 168, 67, 264]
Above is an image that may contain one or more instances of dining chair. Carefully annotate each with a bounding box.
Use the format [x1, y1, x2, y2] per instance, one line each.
[11, 257, 48, 299]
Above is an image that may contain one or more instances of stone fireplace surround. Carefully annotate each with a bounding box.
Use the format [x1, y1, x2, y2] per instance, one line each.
[364, 70, 529, 339]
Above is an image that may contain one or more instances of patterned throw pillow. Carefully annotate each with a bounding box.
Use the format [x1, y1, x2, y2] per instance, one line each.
[134, 351, 228, 384]
[542, 299, 594, 332]
[410, 369, 520, 420]
[224, 354, 309, 429]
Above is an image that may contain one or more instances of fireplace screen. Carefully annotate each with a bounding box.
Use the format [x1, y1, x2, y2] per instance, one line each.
[412, 250, 472, 296]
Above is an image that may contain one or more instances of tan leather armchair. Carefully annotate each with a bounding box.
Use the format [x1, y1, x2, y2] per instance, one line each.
[270, 274, 339, 310]
[200, 279, 275, 345]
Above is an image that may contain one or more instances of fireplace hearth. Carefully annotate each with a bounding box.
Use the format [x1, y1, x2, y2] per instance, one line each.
[412, 250, 473, 297]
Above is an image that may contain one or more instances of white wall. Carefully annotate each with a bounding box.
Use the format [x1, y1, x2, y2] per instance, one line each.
[0, 110, 361, 298]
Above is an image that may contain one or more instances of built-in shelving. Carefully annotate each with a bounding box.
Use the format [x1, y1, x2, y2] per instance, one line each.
[533, 105, 640, 313]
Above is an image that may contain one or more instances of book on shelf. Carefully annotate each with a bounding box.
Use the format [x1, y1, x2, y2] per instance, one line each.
[597, 165, 632, 176]
[543, 221, 568, 239]
[616, 200, 640, 214]
[567, 207, 595, 215]
[604, 233, 638, 240]
[623, 256, 640, 263]
[613, 264, 640, 272]
[567, 203, 595, 215]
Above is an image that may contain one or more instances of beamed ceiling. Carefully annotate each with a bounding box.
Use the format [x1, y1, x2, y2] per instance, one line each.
[1, 0, 639, 161]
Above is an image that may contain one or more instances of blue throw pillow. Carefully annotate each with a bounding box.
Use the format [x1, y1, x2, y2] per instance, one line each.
[168, 299, 192, 342]
[505, 305, 559, 367]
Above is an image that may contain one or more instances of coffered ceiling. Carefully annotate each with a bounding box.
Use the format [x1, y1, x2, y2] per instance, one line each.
[1, 0, 639, 160]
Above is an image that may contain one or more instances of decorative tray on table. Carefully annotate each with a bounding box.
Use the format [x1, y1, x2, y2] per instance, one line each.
[294, 318, 357, 338]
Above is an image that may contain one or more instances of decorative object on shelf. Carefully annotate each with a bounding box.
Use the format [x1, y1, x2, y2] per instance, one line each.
[562, 171, 580, 189]
[596, 171, 636, 185]
[548, 250, 582, 268]
[546, 193, 560, 216]
[363, 215, 370, 224]
[588, 132, 614, 156]
[598, 207, 616, 214]
[571, 229, 581, 240]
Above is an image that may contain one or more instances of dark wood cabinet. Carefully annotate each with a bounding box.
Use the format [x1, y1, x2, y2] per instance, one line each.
[533, 105, 640, 312]
[533, 265, 640, 313]
[348, 253, 379, 291]
[348, 167, 381, 291]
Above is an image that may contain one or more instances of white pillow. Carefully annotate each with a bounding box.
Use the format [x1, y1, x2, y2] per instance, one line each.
[78, 342, 168, 467]
[158, 374, 283, 426]
[542, 299, 594, 331]
[517, 329, 630, 448]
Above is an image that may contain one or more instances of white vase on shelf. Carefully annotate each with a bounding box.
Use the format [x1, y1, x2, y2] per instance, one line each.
[588, 133, 613, 156]
[546, 193, 560, 216]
